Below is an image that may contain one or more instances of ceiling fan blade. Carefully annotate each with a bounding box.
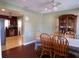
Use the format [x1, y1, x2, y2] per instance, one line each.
[38, 0, 61, 9]
[38, 0, 54, 7]
[53, 2, 61, 7]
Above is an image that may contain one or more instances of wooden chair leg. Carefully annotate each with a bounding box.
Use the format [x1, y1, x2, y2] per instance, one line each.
[40, 50, 44, 58]
[53, 53, 56, 58]
[50, 51, 52, 58]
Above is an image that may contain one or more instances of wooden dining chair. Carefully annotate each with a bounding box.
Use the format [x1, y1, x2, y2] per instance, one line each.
[40, 33, 52, 57]
[64, 31, 76, 39]
[50, 34, 58, 57]
[53, 32, 64, 37]
[52, 35, 69, 57]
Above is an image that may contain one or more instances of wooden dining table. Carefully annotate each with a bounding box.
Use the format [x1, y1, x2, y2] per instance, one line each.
[66, 38, 79, 57]
[67, 38, 79, 48]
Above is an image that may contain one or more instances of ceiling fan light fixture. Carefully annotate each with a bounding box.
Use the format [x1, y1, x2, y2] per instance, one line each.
[53, 7, 58, 11]
[53, 3, 57, 6]
[45, 8, 48, 11]
[41, 0, 61, 13]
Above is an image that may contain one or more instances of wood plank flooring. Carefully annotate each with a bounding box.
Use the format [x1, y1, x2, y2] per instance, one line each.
[2, 43, 77, 58]
[2, 43, 38, 58]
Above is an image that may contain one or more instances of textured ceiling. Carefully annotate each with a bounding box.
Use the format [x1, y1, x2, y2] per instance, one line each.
[0, 0, 79, 13]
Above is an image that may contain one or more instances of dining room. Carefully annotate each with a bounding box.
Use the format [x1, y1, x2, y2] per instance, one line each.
[0, 0, 79, 58]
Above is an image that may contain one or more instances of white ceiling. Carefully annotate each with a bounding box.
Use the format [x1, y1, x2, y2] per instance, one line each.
[0, 8, 22, 16]
[0, 0, 79, 13]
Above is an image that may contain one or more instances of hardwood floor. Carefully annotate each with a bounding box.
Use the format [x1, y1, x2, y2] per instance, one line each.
[2, 43, 77, 58]
[2, 43, 38, 58]
[2, 35, 77, 58]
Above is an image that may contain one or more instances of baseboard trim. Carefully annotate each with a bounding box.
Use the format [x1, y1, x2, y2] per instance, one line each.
[23, 40, 37, 45]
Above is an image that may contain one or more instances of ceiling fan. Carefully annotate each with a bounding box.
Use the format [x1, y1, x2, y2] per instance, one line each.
[39, 0, 61, 11]
[41, 0, 61, 7]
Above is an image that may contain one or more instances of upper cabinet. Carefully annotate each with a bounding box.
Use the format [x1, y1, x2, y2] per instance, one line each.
[59, 14, 77, 33]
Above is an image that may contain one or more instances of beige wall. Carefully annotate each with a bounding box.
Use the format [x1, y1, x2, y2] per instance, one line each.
[40, 14, 57, 34]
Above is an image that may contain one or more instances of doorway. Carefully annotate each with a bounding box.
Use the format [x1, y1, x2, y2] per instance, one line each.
[4, 16, 23, 50]
[0, 14, 23, 51]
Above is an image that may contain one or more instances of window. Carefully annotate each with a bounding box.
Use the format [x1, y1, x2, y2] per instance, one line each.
[18, 20, 22, 28]
[4, 19, 10, 28]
